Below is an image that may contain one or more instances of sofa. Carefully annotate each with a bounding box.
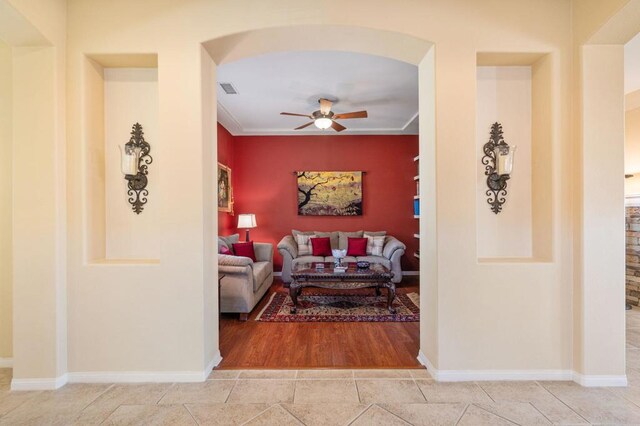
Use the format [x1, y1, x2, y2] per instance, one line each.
[218, 234, 274, 320]
[277, 230, 406, 284]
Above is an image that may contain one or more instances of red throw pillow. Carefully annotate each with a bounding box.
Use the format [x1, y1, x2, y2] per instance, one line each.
[310, 237, 332, 256]
[347, 237, 368, 256]
[232, 242, 257, 262]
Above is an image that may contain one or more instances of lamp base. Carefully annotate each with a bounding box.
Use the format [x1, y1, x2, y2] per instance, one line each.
[245, 229, 250, 242]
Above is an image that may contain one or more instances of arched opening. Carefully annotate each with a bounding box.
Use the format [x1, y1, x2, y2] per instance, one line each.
[201, 25, 436, 369]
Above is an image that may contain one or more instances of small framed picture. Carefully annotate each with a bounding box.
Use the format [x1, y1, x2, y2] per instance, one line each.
[217, 162, 233, 213]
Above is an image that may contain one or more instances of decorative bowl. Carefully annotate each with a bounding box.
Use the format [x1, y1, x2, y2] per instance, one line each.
[356, 261, 371, 269]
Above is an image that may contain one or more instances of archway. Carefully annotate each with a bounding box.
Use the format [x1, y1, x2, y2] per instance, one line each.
[200, 25, 437, 369]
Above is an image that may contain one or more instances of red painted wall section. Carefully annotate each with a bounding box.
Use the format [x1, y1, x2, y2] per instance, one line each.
[228, 132, 419, 272]
[217, 123, 236, 235]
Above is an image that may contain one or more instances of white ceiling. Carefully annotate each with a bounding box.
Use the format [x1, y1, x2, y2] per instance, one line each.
[216, 51, 418, 136]
[626, 32, 640, 95]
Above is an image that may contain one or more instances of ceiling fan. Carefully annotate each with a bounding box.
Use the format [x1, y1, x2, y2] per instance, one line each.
[280, 98, 368, 132]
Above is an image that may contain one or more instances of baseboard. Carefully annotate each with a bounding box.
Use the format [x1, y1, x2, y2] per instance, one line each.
[417, 350, 575, 382]
[11, 373, 68, 390]
[0, 357, 13, 368]
[573, 372, 628, 387]
[67, 352, 223, 384]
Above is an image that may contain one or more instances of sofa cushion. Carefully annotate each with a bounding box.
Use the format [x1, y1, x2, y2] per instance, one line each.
[219, 234, 240, 253]
[338, 231, 364, 250]
[292, 256, 324, 269]
[347, 237, 368, 256]
[252, 261, 273, 292]
[295, 233, 315, 256]
[233, 241, 257, 262]
[364, 231, 387, 237]
[311, 237, 332, 256]
[314, 231, 339, 250]
[356, 256, 391, 269]
[364, 233, 385, 256]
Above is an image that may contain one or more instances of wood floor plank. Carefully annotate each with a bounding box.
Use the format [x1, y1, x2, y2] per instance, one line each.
[218, 278, 421, 369]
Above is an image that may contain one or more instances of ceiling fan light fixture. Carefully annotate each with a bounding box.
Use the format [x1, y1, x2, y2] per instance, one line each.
[314, 117, 333, 130]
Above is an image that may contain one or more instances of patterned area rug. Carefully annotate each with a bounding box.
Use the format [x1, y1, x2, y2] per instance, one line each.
[255, 291, 420, 322]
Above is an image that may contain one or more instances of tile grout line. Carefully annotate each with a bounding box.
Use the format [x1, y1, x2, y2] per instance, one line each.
[527, 401, 556, 425]
[155, 383, 176, 405]
[536, 381, 591, 424]
[347, 404, 373, 426]
[471, 402, 523, 425]
[223, 379, 239, 404]
[454, 404, 470, 426]
[374, 403, 415, 425]
[183, 403, 200, 425]
[239, 404, 277, 426]
[279, 403, 308, 425]
[476, 381, 496, 403]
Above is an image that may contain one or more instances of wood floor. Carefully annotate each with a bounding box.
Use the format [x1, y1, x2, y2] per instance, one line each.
[218, 277, 421, 369]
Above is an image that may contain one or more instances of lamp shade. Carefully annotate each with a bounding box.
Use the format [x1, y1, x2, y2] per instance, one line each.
[237, 213, 257, 229]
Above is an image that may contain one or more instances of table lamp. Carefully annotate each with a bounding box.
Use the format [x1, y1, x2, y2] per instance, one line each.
[237, 213, 257, 242]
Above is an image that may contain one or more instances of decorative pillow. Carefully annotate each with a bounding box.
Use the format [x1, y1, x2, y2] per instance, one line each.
[295, 233, 315, 256]
[364, 233, 385, 256]
[347, 237, 368, 256]
[314, 231, 339, 250]
[219, 245, 231, 255]
[311, 237, 332, 256]
[338, 231, 364, 250]
[232, 241, 257, 262]
[219, 234, 240, 254]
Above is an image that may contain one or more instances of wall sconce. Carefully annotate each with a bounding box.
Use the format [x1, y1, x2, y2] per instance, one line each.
[119, 122, 152, 214]
[237, 213, 257, 241]
[482, 122, 516, 214]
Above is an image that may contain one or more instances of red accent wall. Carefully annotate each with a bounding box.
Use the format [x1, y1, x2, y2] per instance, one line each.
[218, 126, 419, 272]
[217, 123, 236, 235]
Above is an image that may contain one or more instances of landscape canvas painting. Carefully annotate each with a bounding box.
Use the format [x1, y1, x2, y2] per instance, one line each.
[297, 171, 363, 216]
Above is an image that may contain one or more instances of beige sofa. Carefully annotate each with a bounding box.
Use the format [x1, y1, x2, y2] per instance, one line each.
[277, 230, 406, 284]
[218, 234, 273, 320]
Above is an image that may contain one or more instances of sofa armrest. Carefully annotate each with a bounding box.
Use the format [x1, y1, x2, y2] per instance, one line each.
[383, 236, 406, 260]
[254, 242, 273, 263]
[218, 264, 252, 275]
[218, 254, 253, 267]
[277, 235, 298, 259]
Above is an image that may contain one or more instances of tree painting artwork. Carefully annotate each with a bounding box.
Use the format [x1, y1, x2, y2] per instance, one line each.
[297, 171, 363, 216]
[217, 162, 233, 213]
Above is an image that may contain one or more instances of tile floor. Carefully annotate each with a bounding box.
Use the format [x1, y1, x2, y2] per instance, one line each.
[1, 308, 640, 425]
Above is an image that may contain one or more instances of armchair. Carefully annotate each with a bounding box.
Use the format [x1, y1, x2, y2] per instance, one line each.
[219, 239, 274, 321]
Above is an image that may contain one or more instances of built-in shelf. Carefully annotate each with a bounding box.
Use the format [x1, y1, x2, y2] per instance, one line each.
[414, 252, 420, 259]
[414, 195, 419, 199]
[413, 176, 419, 181]
[413, 215, 420, 219]
[413, 155, 419, 162]
[414, 233, 420, 238]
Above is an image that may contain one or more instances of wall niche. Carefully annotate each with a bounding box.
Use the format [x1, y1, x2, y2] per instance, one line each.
[83, 54, 160, 263]
[476, 52, 553, 262]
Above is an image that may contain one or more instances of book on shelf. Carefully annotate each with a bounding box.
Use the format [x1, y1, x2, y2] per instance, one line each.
[413, 198, 420, 216]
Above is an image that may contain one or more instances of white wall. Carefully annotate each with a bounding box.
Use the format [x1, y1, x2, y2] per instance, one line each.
[0, 40, 12, 362]
[104, 68, 160, 259]
[476, 66, 533, 258]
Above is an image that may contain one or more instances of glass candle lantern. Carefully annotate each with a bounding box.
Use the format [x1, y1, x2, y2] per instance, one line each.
[494, 145, 516, 176]
[119, 145, 142, 176]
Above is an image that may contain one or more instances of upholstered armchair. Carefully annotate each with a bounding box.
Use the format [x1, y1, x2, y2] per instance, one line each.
[218, 236, 274, 321]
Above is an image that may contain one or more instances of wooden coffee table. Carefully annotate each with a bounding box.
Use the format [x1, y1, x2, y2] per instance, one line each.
[289, 262, 396, 314]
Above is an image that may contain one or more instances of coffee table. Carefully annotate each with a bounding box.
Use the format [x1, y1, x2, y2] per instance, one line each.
[289, 262, 396, 314]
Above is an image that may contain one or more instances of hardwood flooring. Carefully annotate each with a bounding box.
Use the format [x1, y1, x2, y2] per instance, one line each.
[218, 277, 421, 369]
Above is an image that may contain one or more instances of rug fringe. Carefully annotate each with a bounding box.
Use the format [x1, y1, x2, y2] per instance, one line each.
[254, 292, 278, 321]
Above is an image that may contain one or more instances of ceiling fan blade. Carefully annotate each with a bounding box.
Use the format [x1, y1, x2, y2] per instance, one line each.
[331, 121, 346, 132]
[294, 122, 315, 130]
[281, 112, 313, 118]
[319, 98, 332, 115]
[333, 111, 368, 120]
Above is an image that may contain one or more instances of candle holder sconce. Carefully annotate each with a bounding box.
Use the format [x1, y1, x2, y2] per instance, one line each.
[482, 122, 516, 214]
[119, 123, 152, 214]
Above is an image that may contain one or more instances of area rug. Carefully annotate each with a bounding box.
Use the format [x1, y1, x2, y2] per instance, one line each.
[255, 291, 420, 322]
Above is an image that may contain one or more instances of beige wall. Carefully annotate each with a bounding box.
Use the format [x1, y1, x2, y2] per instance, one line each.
[0, 40, 12, 362]
[1, 0, 634, 385]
